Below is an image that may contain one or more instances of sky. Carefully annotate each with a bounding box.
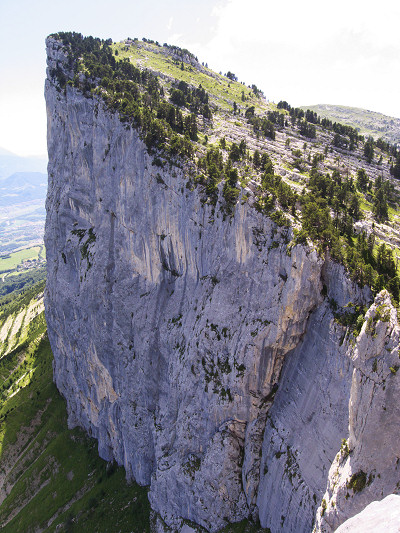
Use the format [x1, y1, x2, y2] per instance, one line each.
[0, 0, 399, 157]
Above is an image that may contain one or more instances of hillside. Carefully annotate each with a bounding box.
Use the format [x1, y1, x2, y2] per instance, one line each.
[43, 33, 400, 533]
[0, 278, 151, 532]
[300, 104, 400, 145]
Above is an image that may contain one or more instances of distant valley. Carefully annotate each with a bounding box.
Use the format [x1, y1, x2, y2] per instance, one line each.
[0, 150, 47, 254]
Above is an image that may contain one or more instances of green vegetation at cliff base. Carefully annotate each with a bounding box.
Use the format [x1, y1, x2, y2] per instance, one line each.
[0, 281, 150, 532]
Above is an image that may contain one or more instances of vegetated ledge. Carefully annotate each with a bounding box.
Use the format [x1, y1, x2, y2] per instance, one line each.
[46, 31, 400, 307]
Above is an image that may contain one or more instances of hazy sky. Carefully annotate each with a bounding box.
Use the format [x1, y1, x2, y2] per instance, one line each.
[1, 0, 399, 157]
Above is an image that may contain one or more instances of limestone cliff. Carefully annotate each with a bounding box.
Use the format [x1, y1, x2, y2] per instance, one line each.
[335, 494, 400, 532]
[314, 290, 400, 532]
[45, 36, 399, 532]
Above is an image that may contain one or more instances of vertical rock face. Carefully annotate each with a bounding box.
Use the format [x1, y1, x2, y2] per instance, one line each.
[256, 263, 370, 533]
[45, 38, 323, 532]
[335, 494, 400, 533]
[45, 37, 398, 533]
[314, 290, 400, 533]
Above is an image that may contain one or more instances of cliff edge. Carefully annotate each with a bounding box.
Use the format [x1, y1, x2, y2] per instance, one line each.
[45, 34, 399, 532]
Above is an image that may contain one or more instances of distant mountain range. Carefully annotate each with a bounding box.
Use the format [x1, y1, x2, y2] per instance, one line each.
[300, 104, 400, 145]
[0, 172, 47, 206]
[0, 149, 48, 254]
[0, 148, 47, 179]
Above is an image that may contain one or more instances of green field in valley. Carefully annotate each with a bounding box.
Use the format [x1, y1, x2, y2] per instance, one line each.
[0, 245, 45, 274]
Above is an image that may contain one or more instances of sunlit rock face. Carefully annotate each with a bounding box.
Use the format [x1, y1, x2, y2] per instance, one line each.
[335, 494, 400, 533]
[314, 290, 400, 533]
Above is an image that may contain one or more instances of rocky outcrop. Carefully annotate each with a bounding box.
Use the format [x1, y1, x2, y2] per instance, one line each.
[335, 494, 400, 533]
[255, 262, 371, 533]
[314, 290, 400, 532]
[45, 37, 398, 533]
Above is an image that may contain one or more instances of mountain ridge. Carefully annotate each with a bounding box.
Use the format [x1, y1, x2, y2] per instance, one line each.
[0, 149, 47, 180]
[299, 103, 400, 145]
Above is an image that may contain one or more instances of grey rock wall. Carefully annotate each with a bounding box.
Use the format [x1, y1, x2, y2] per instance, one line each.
[256, 262, 371, 532]
[314, 290, 400, 532]
[335, 494, 400, 533]
[45, 37, 398, 533]
[45, 38, 323, 531]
